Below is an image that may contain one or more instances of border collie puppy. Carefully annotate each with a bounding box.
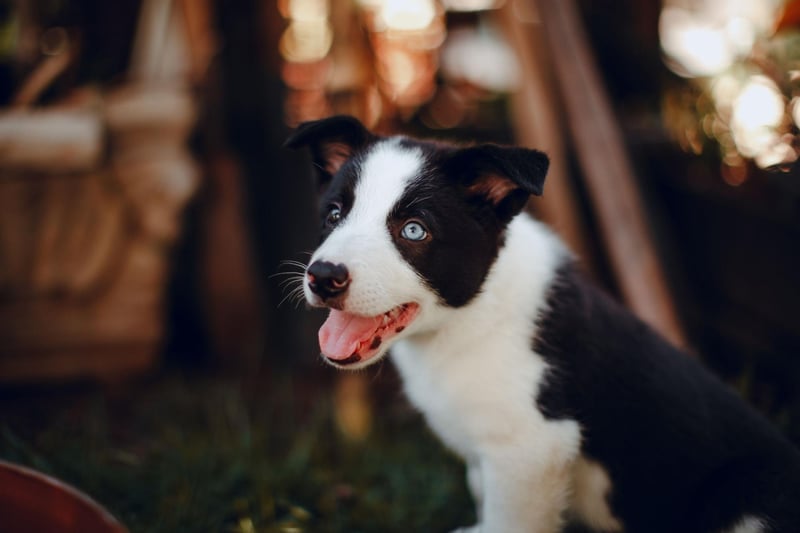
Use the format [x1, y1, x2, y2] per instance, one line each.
[285, 115, 800, 533]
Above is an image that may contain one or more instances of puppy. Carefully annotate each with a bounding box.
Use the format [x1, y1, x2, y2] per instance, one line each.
[285, 115, 800, 533]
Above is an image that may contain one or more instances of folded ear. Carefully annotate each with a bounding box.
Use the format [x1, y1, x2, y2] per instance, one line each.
[446, 144, 549, 223]
[284, 115, 373, 187]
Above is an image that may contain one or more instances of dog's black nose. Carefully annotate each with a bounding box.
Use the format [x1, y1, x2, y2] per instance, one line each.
[307, 261, 350, 300]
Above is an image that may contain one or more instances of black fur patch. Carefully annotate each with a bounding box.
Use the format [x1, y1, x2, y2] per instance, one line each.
[287, 117, 549, 309]
[383, 138, 549, 308]
[311, 135, 515, 308]
[534, 263, 800, 532]
[317, 150, 368, 242]
[337, 353, 361, 365]
[381, 141, 499, 307]
[283, 115, 374, 190]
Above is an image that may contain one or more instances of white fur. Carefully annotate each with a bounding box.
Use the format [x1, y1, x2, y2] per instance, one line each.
[305, 139, 442, 370]
[724, 516, 768, 533]
[305, 140, 781, 532]
[392, 215, 583, 532]
[571, 457, 623, 532]
[308, 140, 612, 531]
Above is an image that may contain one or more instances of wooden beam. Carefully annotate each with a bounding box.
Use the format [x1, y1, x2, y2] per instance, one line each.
[534, 0, 686, 347]
[497, 2, 595, 274]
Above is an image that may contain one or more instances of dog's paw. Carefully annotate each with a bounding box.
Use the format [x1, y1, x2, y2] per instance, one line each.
[449, 526, 480, 533]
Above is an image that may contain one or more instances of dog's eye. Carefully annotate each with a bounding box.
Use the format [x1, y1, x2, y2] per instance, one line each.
[401, 221, 428, 241]
[325, 206, 342, 228]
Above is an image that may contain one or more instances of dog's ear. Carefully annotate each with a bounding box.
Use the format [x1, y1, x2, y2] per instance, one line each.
[446, 144, 549, 223]
[284, 115, 373, 188]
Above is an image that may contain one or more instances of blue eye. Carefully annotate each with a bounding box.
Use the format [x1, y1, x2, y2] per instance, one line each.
[401, 221, 428, 241]
[325, 206, 342, 228]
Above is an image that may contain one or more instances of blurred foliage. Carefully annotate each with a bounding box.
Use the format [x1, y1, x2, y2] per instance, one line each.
[0, 372, 474, 533]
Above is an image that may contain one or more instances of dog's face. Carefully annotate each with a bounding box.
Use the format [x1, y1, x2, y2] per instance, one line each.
[285, 116, 549, 369]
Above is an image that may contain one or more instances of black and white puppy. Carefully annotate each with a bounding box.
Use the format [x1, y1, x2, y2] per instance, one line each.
[285, 115, 800, 533]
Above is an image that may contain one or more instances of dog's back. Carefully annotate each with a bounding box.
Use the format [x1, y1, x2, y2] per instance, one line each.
[535, 260, 800, 532]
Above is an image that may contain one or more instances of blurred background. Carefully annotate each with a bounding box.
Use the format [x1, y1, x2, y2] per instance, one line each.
[0, 0, 799, 531]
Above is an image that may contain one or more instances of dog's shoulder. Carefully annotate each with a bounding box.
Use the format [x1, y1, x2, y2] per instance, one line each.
[533, 258, 800, 532]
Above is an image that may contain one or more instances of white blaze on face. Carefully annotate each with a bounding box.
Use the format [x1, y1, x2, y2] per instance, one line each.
[346, 138, 422, 240]
[305, 138, 435, 363]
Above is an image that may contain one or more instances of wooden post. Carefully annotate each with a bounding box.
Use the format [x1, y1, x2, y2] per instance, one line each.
[497, 1, 595, 272]
[534, 0, 686, 347]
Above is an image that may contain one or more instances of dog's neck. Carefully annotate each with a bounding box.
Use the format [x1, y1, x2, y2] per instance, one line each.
[395, 214, 569, 359]
[389, 213, 575, 470]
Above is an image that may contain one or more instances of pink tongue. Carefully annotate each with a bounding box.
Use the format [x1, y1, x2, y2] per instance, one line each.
[319, 309, 382, 360]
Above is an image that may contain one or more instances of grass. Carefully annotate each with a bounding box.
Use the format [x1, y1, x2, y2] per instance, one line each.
[0, 369, 475, 533]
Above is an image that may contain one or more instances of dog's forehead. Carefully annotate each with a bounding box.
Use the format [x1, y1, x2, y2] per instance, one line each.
[346, 137, 428, 224]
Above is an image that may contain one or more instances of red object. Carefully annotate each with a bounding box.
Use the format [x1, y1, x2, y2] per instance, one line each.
[776, 0, 800, 32]
[0, 460, 127, 533]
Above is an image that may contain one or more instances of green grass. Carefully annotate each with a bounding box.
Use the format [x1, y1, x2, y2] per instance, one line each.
[0, 370, 475, 532]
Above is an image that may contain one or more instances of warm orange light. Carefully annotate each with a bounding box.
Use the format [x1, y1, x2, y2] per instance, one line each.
[441, 27, 519, 92]
[659, 1, 781, 78]
[278, 0, 329, 23]
[791, 97, 800, 129]
[378, 0, 436, 32]
[441, 0, 505, 11]
[721, 159, 748, 186]
[279, 20, 333, 63]
[730, 76, 784, 159]
[660, 7, 734, 77]
[379, 49, 416, 93]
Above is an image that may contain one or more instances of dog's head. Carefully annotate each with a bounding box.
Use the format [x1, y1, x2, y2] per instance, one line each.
[285, 115, 549, 369]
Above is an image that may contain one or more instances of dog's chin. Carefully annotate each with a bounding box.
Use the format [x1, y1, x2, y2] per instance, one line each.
[317, 302, 420, 370]
[322, 346, 391, 371]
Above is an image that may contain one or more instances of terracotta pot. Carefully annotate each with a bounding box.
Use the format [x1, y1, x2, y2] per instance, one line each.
[0, 460, 127, 533]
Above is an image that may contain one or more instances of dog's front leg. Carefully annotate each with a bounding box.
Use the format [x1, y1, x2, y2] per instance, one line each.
[450, 462, 484, 533]
[455, 442, 575, 533]
[483, 451, 573, 533]
[467, 461, 484, 516]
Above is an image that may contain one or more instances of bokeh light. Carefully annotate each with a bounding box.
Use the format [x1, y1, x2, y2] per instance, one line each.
[660, 0, 780, 78]
[279, 20, 334, 63]
[660, 0, 798, 172]
[730, 75, 784, 159]
[441, 0, 505, 11]
[377, 0, 437, 32]
[441, 27, 519, 93]
[660, 7, 735, 77]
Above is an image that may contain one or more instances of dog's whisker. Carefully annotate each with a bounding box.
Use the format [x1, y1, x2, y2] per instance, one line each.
[277, 285, 305, 309]
[276, 261, 308, 271]
[277, 258, 309, 266]
[277, 273, 304, 283]
[271, 259, 310, 281]
[270, 271, 305, 280]
[289, 285, 309, 308]
[278, 280, 303, 291]
[279, 281, 305, 293]
[273, 259, 309, 309]
[290, 291, 307, 309]
[272, 274, 301, 282]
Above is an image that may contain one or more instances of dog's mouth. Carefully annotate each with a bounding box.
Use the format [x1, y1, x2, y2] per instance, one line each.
[318, 303, 420, 367]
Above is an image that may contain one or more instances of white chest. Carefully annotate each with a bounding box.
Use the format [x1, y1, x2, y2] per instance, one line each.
[391, 327, 551, 461]
[391, 320, 621, 533]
